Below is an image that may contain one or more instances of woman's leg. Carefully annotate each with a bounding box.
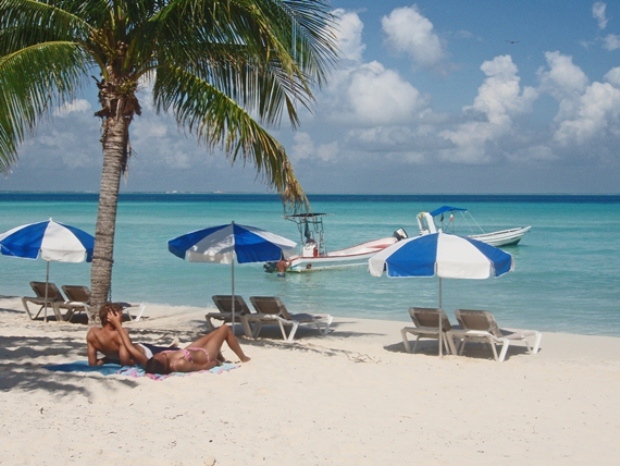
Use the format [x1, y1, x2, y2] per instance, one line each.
[190, 326, 250, 362]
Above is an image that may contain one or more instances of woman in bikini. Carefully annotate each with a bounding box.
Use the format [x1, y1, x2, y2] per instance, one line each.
[108, 310, 250, 374]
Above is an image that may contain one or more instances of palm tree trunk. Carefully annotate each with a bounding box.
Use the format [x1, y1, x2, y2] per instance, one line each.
[90, 99, 129, 321]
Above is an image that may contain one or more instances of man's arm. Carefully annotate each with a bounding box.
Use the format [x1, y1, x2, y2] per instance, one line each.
[108, 311, 148, 366]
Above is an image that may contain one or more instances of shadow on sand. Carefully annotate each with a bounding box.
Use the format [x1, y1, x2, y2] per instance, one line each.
[0, 333, 140, 395]
[383, 338, 533, 361]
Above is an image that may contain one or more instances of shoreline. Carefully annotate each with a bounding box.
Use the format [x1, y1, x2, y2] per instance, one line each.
[2, 191, 620, 198]
[2, 197, 619, 338]
[1, 297, 620, 464]
[4, 293, 618, 339]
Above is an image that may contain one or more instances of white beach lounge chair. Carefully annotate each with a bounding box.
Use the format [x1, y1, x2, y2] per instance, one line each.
[22, 281, 67, 321]
[54, 284, 92, 322]
[121, 302, 146, 322]
[401, 307, 456, 355]
[243, 296, 333, 342]
[55, 285, 145, 323]
[448, 309, 542, 362]
[206, 295, 254, 331]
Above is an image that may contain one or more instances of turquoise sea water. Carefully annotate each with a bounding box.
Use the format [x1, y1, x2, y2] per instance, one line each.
[1, 193, 619, 336]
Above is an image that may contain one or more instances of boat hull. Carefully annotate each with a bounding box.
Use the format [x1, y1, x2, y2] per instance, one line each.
[469, 226, 532, 247]
[417, 208, 532, 248]
[287, 236, 399, 272]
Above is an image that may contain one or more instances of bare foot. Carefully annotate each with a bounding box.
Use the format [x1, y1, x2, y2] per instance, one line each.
[240, 356, 251, 363]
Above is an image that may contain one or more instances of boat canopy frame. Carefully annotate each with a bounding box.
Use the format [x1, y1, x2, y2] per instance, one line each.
[284, 212, 329, 256]
[418, 206, 531, 247]
[429, 206, 486, 235]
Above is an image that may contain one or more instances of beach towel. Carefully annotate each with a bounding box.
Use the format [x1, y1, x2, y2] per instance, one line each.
[119, 363, 239, 381]
[44, 361, 125, 376]
[44, 360, 239, 381]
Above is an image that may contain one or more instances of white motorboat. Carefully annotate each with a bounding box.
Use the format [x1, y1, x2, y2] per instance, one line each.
[417, 206, 531, 247]
[264, 212, 408, 273]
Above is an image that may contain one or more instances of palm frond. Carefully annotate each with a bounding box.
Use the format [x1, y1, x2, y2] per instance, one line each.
[267, 0, 339, 85]
[0, 0, 95, 52]
[153, 63, 308, 207]
[150, 0, 337, 127]
[1, 0, 339, 204]
[0, 42, 92, 170]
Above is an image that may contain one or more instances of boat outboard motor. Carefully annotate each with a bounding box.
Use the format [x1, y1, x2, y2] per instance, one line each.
[263, 261, 277, 273]
[393, 228, 408, 241]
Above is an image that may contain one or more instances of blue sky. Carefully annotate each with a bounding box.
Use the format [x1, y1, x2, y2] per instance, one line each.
[2, 0, 620, 194]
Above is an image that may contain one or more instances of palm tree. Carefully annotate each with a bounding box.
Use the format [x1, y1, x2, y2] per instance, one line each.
[0, 0, 337, 316]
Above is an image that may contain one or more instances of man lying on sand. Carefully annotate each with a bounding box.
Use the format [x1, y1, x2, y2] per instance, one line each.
[87, 302, 176, 366]
[109, 310, 251, 374]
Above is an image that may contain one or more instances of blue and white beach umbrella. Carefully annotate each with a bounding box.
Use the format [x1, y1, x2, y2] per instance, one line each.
[0, 219, 94, 263]
[168, 222, 296, 264]
[369, 232, 512, 284]
[0, 219, 95, 320]
[168, 222, 296, 327]
[369, 232, 513, 355]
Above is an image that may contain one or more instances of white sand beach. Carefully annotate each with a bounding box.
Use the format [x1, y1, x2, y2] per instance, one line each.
[1, 296, 619, 465]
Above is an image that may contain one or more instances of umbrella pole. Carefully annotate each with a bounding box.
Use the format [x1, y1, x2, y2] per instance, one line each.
[439, 278, 442, 309]
[44, 261, 50, 323]
[231, 260, 235, 335]
[438, 277, 443, 357]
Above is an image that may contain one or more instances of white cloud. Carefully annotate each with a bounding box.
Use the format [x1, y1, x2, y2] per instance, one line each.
[440, 55, 537, 163]
[535, 52, 620, 147]
[593, 2, 608, 29]
[343, 125, 433, 164]
[603, 34, 620, 50]
[132, 113, 171, 153]
[291, 132, 315, 161]
[538, 51, 589, 100]
[53, 99, 91, 117]
[471, 56, 537, 123]
[289, 132, 338, 162]
[332, 9, 365, 64]
[318, 9, 430, 127]
[604, 66, 620, 86]
[128, 110, 207, 170]
[345, 61, 424, 125]
[553, 81, 620, 145]
[381, 5, 445, 68]
[316, 141, 339, 162]
[322, 10, 366, 94]
[509, 145, 559, 162]
[17, 108, 101, 170]
[535, 51, 620, 147]
[538, 51, 589, 123]
[354, 126, 410, 145]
